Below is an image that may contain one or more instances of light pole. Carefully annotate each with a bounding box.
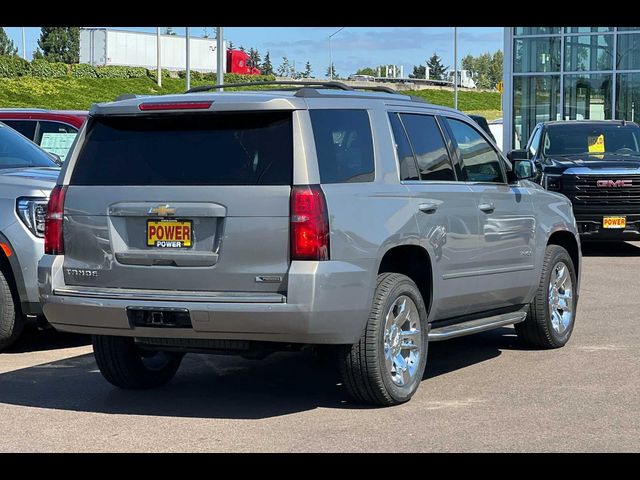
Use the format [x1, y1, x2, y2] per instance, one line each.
[156, 27, 162, 87]
[185, 27, 191, 91]
[453, 27, 458, 110]
[216, 27, 224, 91]
[328, 27, 344, 81]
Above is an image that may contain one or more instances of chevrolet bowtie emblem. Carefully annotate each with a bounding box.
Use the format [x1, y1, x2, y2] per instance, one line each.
[149, 204, 176, 216]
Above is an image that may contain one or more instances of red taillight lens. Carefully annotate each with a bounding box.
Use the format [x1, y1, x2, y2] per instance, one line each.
[138, 101, 213, 111]
[44, 185, 67, 255]
[290, 185, 330, 261]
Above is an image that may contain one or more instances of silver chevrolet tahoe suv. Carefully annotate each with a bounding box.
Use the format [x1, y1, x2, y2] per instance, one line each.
[38, 82, 582, 406]
[0, 122, 59, 350]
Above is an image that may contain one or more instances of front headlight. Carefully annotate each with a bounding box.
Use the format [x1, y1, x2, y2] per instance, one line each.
[543, 173, 562, 191]
[16, 197, 48, 238]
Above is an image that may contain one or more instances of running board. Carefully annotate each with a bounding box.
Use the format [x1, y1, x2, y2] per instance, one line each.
[428, 311, 527, 342]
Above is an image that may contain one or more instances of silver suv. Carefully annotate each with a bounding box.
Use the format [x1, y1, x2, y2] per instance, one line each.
[0, 123, 59, 350]
[38, 83, 581, 405]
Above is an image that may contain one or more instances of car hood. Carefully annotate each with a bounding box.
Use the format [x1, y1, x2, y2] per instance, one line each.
[0, 167, 60, 191]
[547, 154, 640, 171]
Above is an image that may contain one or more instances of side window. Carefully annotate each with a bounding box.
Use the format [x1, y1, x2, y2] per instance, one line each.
[446, 118, 505, 183]
[399, 113, 455, 181]
[309, 109, 375, 183]
[529, 126, 542, 156]
[35, 121, 79, 160]
[388, 113, 418, 181]
[1, 120, 37, 140]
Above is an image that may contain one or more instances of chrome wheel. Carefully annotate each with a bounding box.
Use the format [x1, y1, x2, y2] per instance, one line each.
[383, 295, 422, 387]
[548, 261, 574, 334]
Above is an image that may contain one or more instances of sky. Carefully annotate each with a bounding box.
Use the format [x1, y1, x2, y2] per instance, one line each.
[3, 27, 504, 77]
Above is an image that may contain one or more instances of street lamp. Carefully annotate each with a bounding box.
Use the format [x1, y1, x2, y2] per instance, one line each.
[328, 27, 345, 81]
[453, 27, 458, 110]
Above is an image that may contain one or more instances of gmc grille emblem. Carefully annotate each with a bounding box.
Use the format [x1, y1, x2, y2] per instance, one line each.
[596, 179, 633, 187]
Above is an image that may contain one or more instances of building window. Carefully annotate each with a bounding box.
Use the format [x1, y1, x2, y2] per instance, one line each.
[565, 27, 613, 33]
[616, 73, 640, 122]
[514, 27, 560, 36]
[514, 37, 561, 73]
[563, 74, 613, 120]
[564, 35, 614, 72]
[617, 33, 640, 70]
[513, 76, 561, 149]
[617, 27, 640, 31]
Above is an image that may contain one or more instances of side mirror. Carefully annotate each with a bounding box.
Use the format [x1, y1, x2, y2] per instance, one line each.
[513, 159, 537, 180]
[48, 152, 63, 166]
[506, 149, 530, 162]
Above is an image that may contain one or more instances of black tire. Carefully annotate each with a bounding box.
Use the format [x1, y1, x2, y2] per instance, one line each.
[92, 335, 183, 389]
[339, 273, 429, 406]
[516, 245, 577, 349]
[0, 268, 23, 352]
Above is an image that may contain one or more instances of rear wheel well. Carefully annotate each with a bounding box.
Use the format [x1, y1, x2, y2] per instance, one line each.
[547, 231, 580, 278]
[377, 245, 432, 313]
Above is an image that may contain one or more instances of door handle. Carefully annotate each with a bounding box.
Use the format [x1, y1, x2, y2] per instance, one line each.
[478, 203, 495, 213]
[419, 202, 438, 214]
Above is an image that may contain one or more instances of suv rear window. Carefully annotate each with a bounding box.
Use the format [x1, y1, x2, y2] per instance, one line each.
[310, 109, 374, 183]
[70, 112, 293, 186]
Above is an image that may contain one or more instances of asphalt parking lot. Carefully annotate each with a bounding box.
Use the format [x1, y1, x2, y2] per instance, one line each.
[0, 242, 638, 453]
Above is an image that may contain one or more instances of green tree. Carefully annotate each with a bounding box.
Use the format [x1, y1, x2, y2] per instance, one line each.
[35, 27, 80, 63]
[0, 27, 18, 56]
[227, 40, 234, 50]
[355, 67, 376, 76]
[202, 27, 209, 38]
[261, 50, 273, 75]
[412, 65, 426, 79]
[461, 50, 503, 89]
[248, 47, 261, 70]
[277, 56, 291, 77]
[164, 27, 176, 35]
[427, 53, 448, 80]
[326, 64, 337, 79]
[303, 61, 312, 78]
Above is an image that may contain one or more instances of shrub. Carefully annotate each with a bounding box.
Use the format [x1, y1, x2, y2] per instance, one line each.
[0, 55, 29, 77]
[146, 68, 172, 80]
[95, 65, 148, 78]
[71, 63, 98, 78]
[28, 59, 68, 78]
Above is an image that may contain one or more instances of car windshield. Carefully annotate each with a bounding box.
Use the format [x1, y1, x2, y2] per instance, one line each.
[543, 123, 640, 157]
[0, 125, 58, 169]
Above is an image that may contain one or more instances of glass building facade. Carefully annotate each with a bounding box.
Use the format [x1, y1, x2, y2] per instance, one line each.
[503, 27, 640, 151]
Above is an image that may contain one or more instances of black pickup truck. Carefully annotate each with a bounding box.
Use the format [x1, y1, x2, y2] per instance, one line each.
[509, 120, 640, 241]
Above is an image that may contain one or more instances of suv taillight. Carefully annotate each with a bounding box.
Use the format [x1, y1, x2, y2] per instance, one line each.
[44, 185, 67, 255]
[290, 185, 330, 261]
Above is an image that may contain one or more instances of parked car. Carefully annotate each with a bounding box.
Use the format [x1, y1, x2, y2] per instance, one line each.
[0, 109, 88, 161]
[39, 83, 581, 406]
[0, 123, 60, 350]
[509, 120, 640, 241]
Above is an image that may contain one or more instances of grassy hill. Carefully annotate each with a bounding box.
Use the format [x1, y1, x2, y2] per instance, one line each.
[0, 77, 502, 119]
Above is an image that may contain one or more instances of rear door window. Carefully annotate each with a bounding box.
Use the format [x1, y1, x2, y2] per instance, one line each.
[309, 109, 375, 183]
[71, 112, 293, 186]
[388, 113, 419, 181]
[1, 120, 37, 140]
[399, 113, 456, 181]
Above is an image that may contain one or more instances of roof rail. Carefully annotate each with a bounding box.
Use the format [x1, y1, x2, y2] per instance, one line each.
[184, 80, 353, 94]
[350, 85, 398, 94]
